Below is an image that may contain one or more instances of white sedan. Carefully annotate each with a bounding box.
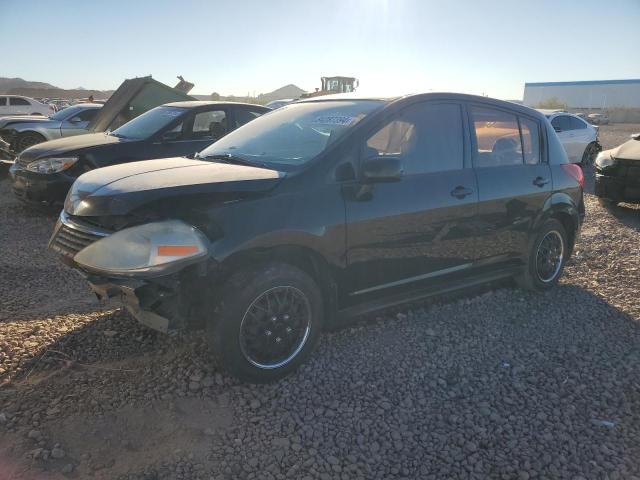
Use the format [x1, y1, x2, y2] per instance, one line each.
[0, 95, 53, 117]
[539, 110, 600, 164]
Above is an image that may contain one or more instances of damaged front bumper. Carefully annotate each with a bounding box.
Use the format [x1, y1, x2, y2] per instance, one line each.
[85, 265, 209, 333]
[89, 276, 175, 332]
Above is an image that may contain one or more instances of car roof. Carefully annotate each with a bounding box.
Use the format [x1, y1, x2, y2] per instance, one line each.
[299, 92, 547, 120]
[536, 108, 567, 115]
[298, 92, 399, 102]
[162, 100, 268, 109]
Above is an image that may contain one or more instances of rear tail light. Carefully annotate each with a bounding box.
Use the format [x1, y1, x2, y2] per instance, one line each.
[562, 164, 585, 188]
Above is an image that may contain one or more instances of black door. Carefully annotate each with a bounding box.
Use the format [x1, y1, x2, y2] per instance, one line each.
[344, 101, 478, 300]
[148, 108, 231, 159]
[469, 104, 551, 264]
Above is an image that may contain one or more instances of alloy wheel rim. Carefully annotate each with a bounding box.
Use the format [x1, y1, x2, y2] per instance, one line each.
[239, 286, 311, 369]
[535, 230, 564, 283]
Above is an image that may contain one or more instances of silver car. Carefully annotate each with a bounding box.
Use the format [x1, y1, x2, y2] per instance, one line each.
[538, 110, 601, 164]
[0, 104, 102, 154]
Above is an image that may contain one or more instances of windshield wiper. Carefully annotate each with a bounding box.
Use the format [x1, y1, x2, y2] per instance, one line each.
[200, 153, 265, 168]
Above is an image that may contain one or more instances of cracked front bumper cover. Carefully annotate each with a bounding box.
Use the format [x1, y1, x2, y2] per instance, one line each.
[88, 276, 179, 333]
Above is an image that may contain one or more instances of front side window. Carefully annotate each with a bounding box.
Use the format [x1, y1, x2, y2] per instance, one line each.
[110, 106, 186, 140]
[10, 97, 31, 106]
[0, 97, 6, 106]
[199, 100, 385, 170]
[365, 102, 464, 175]
[191, 110, 227, 140]
[471, 106, 522, 167]
[75, 108, 99, 122]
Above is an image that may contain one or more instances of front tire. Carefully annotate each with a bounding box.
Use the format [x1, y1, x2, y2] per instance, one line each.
[15, 132, 46, 153]
[516, 219, 568, 291]
[208, 262, 324, 383]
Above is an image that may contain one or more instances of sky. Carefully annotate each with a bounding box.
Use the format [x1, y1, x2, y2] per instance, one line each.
[2, 0, 639, 99]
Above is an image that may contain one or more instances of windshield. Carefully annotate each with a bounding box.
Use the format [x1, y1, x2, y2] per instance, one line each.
[199, 100, 385, 169]
[49, 105, 91, 121]
[110, 106, 185, 140]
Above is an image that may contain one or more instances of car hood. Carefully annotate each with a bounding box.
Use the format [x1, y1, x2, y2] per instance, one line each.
[65, 157, 285, 216]
[611, 138, 640, 161]
[0, 115, 51, 129]
[19, 132, 129, 161]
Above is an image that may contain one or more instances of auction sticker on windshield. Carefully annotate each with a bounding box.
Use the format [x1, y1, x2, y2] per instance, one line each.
[312, 115, 355, 126]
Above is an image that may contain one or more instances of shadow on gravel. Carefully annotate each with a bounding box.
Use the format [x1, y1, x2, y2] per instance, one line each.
[604, 203, 640, 232]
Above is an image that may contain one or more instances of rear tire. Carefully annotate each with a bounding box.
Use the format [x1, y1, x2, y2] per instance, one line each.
[516, 219, 568, 291]
[207, 262, 324, 383]
[16, 132, 46, 153]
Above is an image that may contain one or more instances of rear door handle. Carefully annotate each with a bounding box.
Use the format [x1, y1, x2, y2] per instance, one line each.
[533, 176, 550, 187]
[450, 185, 473, 199]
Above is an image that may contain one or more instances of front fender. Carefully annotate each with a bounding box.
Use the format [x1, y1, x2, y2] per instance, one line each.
[12, 123, 60, 141]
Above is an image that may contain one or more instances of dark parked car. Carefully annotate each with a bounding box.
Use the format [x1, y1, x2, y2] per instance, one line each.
[10, 101, 269, 204]
[49, 93, 585, 382]
[595, 133, 640, 206]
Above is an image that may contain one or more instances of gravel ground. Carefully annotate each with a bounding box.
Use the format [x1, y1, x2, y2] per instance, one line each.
[0, 125, 639, 479]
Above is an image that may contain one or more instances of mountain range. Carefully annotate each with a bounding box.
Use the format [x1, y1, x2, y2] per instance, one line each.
[1, 77, 306, 103]
[0, 77, 113, 99]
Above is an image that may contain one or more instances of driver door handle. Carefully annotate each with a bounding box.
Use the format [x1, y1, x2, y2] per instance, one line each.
[450, 185, 473, 199]
[533, 176, 550, 187]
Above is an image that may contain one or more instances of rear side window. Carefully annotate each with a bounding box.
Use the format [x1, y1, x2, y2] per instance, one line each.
[520, 117, 541, 165]
[568, 116, 587, 130]
[365, 102, 464, 175]
[471, 106, 522, 167]
[9, 97, 31, 106]
[551, 115, 571, 132]
[0, 97, 6, 106]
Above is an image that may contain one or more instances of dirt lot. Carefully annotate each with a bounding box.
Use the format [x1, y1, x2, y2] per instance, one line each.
[0, 125, 639, 479]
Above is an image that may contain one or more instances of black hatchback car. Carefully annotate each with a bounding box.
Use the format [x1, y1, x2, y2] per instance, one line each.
[10, 101, 269, 204]
[49, 93, 585, 382]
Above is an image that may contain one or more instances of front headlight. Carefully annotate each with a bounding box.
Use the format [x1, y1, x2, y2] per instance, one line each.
[595, 151, 615, 169]
[73, 220, 209, 276]
[26, 156, 79, 174]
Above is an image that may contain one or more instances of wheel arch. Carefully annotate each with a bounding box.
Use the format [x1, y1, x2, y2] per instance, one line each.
[12, 130, 47, 151]
[535, 192, 580, 256]
[213, 245, 339, 323]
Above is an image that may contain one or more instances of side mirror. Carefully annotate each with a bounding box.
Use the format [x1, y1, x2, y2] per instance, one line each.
[361, 156, 403, 183]
[69, 116, 82, 123]
[553, 126, 562, 133]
